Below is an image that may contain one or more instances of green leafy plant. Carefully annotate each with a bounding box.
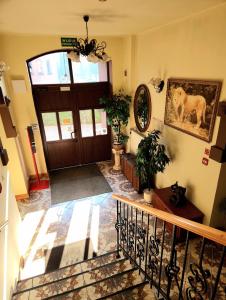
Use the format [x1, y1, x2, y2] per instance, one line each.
[99, 90, 131, 145]
[136, 130, 170, 191]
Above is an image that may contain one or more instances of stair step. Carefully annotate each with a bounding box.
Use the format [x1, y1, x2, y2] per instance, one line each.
[49, 269, 143, 300]
[15, 251, 120, 294]
[13, 255, 134, 300]
[102, 282, 156, 300]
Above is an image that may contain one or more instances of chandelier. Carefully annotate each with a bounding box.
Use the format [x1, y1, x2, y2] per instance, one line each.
[67, 15, 110, 63]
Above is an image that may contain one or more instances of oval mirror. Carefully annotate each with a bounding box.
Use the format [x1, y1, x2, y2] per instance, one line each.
[134, 84, 151, 132]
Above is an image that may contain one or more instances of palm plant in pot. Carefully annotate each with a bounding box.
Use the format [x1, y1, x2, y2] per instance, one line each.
[99, 90, 131, 149]
[136, 130, 170, 200]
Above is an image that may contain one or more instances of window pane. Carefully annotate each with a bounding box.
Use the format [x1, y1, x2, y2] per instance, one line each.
[79, 110, 94, 137]
[28, 52, 70, 84]
[42, 112, 59, 141]
[72, 56, 108, 83]
[59, 111, 74, 139]
[94, 109, 107, 135]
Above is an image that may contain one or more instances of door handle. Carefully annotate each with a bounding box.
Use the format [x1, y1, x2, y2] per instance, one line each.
[71, 131, 76, 139]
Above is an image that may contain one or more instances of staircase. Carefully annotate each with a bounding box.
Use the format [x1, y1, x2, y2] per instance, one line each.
[13, 193, 226, 299]
[13, 251, 155, 300]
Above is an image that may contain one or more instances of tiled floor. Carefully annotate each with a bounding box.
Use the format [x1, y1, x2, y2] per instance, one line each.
[17, 161, 144, 280]
[16, 161, 226, 299]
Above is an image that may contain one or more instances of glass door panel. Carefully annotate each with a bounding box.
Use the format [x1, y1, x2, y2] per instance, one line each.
[28, 52, 70, 85]
[41, 112, 60, 141]
[72, 56, 108, 83]
[79, 110, 94, 137]
[94, 109, 108, 135]
[59, 111, 74, 139]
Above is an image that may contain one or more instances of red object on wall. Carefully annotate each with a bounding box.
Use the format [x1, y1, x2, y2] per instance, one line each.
[202, 157, 209, 166]
[27, 126, 49, 191]
[204, 148, 210, 156]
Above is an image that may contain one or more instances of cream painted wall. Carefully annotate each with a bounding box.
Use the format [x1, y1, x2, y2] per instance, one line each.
[0, 78, 28, 195]
[129, 4, 226, 225]
[0, 34, 125, 174]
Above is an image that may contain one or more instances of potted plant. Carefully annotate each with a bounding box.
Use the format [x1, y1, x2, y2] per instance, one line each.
[99, 90, 131, 149]
[136, 130, 170, 200]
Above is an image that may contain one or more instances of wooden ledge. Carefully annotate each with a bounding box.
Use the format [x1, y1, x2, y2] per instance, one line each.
[112, 194, 226, 246]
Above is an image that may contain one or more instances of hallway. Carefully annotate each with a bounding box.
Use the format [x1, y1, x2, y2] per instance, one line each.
[17, 161, 144, 280]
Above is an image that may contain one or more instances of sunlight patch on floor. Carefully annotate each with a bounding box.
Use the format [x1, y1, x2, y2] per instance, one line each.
[19, 210, 45, 257]
[20, 206, 63, 279]
[90, 205, 100, 254]
[64, 200, 91, 245]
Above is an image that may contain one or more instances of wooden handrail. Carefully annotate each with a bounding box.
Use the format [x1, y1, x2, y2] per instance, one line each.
[112, 194, 226, 246]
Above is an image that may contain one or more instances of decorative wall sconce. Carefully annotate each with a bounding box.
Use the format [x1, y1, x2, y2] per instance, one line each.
[149, 77, 164, 93]
[0, 62, 9, 80]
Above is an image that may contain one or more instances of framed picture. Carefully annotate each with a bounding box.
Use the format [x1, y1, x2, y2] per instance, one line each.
[164, 78, 222, 142]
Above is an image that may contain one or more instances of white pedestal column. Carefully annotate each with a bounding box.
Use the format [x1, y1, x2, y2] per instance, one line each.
[112, 148, 124, 171]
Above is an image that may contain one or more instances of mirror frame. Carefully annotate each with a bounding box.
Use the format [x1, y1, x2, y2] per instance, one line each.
[134, 84, 151, 132]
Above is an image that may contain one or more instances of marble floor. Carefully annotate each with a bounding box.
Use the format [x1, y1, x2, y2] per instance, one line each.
[17, 161, 144, 280]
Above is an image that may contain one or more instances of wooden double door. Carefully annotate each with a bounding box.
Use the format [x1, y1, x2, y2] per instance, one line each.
[33, 82, 111, 170]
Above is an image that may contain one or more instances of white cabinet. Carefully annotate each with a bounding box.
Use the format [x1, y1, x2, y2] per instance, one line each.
[0, 166, 21, 300]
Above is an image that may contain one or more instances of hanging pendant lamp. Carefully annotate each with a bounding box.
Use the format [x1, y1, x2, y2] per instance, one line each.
[67, 15, 110, 63]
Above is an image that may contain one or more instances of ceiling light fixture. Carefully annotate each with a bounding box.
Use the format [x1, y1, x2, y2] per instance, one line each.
[67, 15, 110, 63]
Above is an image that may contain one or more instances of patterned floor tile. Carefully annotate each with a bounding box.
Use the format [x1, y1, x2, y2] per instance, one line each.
[86, 277, 117, 299]
[100, 252, 121, 266]
[112, 270, 142, 290]
[56, 274, 85, 294]
[16, 278, 32, 292]
[106, 259, 133, 277]
[121, 283, 156, 300]
[12, 291, 29, 300]
[57, 263, 82, 280]
[56, 287, 88, 299]
[83, 265, 109, 285]
[29, 282, 58, 299]
[32, 271, 58, 288]
[80, 255, 103, 272]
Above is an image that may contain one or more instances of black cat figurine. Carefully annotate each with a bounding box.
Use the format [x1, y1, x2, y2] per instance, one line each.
[170, 181, 187, 207]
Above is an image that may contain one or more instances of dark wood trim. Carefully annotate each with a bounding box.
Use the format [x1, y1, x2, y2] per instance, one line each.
[28, 51, 112, 170]
[56, 112, 62, 140]
[26, 49, 73, 63]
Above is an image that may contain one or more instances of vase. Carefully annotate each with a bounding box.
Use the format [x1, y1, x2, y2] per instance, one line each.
[143, 188, 154, 203]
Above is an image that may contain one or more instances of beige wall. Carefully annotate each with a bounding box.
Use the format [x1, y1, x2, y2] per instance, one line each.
[0, 34, 125, 174]
[0, 78, 28, 196]
[129, 4, 226, 225]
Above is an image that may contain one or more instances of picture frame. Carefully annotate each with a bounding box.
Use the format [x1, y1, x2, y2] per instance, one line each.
[164, 78, 222, 142]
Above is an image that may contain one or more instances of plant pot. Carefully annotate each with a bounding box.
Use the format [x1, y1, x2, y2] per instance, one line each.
[113, 143, 124, 151]
[143, 188, 154, 203]
[112, 144, 124, 171]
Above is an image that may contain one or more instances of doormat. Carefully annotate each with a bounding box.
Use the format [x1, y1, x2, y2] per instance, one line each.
[50, 164, 112, 206]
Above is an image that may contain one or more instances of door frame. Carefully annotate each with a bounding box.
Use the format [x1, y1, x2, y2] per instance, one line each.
[27, 50, 112, 171]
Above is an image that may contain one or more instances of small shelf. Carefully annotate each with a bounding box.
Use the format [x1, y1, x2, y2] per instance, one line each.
[0, 104, 17, 138]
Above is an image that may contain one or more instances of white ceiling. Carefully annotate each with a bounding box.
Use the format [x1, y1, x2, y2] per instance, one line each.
[0, 0, 225, 36]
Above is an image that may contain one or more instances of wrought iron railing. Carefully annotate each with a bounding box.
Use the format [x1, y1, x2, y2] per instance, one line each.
[113, 194, 226, 300]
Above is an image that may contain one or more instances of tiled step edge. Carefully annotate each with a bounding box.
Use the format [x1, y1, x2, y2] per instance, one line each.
[14, 251, 123, 295]
[97, 281, 149, 299]
[43, 267, 137, 300]
[17, 250, 117, 283]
